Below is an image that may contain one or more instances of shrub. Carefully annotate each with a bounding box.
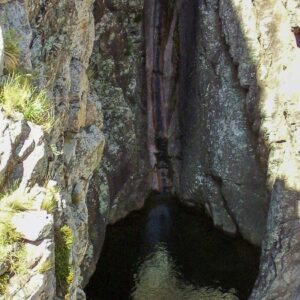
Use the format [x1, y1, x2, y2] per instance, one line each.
[55, 225, 74, 298]
[0, 74, 54, 130]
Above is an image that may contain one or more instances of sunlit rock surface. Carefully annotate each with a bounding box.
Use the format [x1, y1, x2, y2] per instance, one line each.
[0, 0, 104, 298]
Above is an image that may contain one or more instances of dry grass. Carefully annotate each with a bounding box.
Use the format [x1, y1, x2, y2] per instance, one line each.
[0, 74, 54, 131]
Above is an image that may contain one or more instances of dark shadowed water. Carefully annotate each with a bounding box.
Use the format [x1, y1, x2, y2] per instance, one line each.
[85, 196, 260, 300]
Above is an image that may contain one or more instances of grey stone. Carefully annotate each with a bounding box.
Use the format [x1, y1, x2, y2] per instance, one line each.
[12, 211, 53, 242]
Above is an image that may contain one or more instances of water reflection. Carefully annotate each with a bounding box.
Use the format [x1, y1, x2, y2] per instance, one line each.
[85, 197, 259, 300]
[132, 243, 238, 300]
[144, 204, 171, 247]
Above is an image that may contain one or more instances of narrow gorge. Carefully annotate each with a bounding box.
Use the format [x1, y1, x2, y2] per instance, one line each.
[0, 0, 299, 299]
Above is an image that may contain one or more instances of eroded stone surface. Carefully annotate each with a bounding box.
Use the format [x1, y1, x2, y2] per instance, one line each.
[89, 1, 149, 225]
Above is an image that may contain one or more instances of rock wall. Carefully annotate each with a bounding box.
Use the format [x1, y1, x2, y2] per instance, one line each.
[89, 0, 149, 225]
[177, 0, 300, 298]
[80, 1, 151, 283]
[178, 0, 268, 246]
[247, 0, 300, 298]
[0, 0, 104, 298]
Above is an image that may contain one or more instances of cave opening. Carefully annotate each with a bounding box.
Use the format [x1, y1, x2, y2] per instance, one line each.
[85, 195, 260, 300]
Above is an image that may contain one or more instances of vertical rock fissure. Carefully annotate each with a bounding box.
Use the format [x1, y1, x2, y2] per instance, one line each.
[144, 0, 180, 193]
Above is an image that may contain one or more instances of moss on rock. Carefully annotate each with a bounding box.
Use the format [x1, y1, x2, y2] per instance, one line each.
[55, 225, 74, 299]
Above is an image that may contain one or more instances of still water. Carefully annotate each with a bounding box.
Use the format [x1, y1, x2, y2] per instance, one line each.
[85, 196, 259, 300]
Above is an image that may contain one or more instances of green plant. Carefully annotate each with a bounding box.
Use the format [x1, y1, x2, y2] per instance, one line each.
[0, 274, 9, 295]
[3, 30, 20, 73]
[0, 189, 33, 213]
[0, 220, 26, 296]
[0, 221, 21, 246]
[0, 74, 54, 130]
[41, 186, 58, 213]
[38, 260, 53, 273]
[55, 225, 73, 298]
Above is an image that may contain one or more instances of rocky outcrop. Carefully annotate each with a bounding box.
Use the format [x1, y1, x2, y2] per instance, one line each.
[177, 0, 268, 246]
[248, 0, 300, 298]
[0, 110, 56, 299]
[0, 0, 104, 298]
[177, 0, 300, 298]
[78, 0, 150, 286]
[89, 0, 149, 225]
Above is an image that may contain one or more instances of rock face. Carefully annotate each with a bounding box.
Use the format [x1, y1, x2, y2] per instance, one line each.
[178, 0, 268, 245]
[90, 0, 149, 224]
[177, 0, 300, 298]
[144, 0, 181, 192]
[247, 1, 300, 298]
[0, 108, 56, 299]
[0, 0, 104, 298]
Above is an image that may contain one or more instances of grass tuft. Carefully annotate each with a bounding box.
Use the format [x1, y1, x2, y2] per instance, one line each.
[38, 260, 53, 274]
[0, 74, 54, 131]
[0, 189, 33, 213]
[41, 186, 58, 213]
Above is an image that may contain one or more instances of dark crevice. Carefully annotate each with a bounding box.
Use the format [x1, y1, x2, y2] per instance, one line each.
[145, 0, 180, 193]
[292, 28, 300, 47]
